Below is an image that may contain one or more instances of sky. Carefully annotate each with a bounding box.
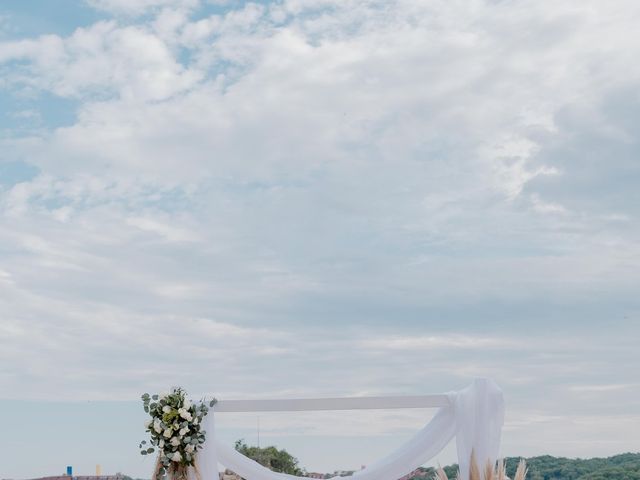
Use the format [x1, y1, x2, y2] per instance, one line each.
[0, 0, 639, 478]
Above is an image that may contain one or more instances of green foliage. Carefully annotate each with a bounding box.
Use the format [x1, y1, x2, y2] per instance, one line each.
[431, 453, 640, 480]
[234, 439, 306, 476]
[515, 453, 640, 480]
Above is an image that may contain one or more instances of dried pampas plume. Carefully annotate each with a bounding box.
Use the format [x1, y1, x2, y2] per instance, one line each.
[514, 459, 528, 480]
[153, 457, 202, 480]
[469, 451, 481, 480]
[431, 454, 526, 480]
[496, 459, 506, 480]
[434, 465, 449, 480]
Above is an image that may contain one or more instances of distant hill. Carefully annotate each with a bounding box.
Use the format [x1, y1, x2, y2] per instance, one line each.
[432, 453, 640, 480]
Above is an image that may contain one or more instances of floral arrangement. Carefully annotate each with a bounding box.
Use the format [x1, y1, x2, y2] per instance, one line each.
[140, 387, 217, 480]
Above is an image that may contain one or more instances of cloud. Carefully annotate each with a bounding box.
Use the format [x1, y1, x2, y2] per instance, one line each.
[568, 383, 638, 393]
[529, 193, 568, 215]
[0, 0, 638, 381]
[86, 0, 201, 16]
[359, 335, 519, 351]
[0, 21, 201, 100]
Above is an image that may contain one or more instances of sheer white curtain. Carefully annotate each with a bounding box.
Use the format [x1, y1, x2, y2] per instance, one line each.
[199, 378, 504, 480]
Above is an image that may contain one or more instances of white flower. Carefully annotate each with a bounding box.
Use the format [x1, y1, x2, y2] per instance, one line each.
[159, 439, 165, 448]
[185, 444, 195, 453]
[153, 419, 162, 434]
[183, 399, 192, 409]
[163, 405, 172, 413]
[179, 428, 188, 436]
[170, 437, 180, 447]
[178, 408, 193, 421]
[163, 428, 173, 438]
[144, 420, 152, 428]
[172, 451, 182, 462]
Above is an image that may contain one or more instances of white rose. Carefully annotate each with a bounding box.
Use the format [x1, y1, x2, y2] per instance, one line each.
[159, 439, 165, 448]
[193, 418, 199, 425]
[170, 437, 180, 447]
[179, 428, 188, 436]
[179, 408, 193, 421]
[153, 420, 162, 434]
[163, 428, 173, 438]
[163, 405, 172, 413]
[172, 451, 182, 462]
[183, 399, 192, 409]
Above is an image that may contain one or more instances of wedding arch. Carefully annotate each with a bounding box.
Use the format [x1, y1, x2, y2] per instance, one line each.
[198, 378, 505, 480]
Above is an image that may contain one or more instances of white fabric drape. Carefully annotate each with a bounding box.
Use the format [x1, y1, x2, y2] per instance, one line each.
[453, 379, 504, 480]
[199, 378, 504, 480]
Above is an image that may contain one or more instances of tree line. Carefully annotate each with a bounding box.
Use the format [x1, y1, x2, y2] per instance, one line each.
[232, 441, 640, 480]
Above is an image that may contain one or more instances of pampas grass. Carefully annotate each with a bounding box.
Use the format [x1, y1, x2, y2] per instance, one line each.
[431, 454, 527, 480]
[152, 457, 202, 480]
[434, 465, 449, 480]
[514, 459, 527, 480]
[496, 459, 506, 480]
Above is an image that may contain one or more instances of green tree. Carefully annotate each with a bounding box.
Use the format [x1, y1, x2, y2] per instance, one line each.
[235, 439, 306, 476]
[442, 453, 640, 480]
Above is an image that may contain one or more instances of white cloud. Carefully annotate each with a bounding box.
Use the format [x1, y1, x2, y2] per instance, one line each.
[125, 215, 202, 242]
[359, 335, 519, 351]
[568, 383, 638, 393]
[0, 21, 202, 100]
[530, 193, 568, 215]
[0, 0, 638, 350]
[86, 0, 200, 16]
